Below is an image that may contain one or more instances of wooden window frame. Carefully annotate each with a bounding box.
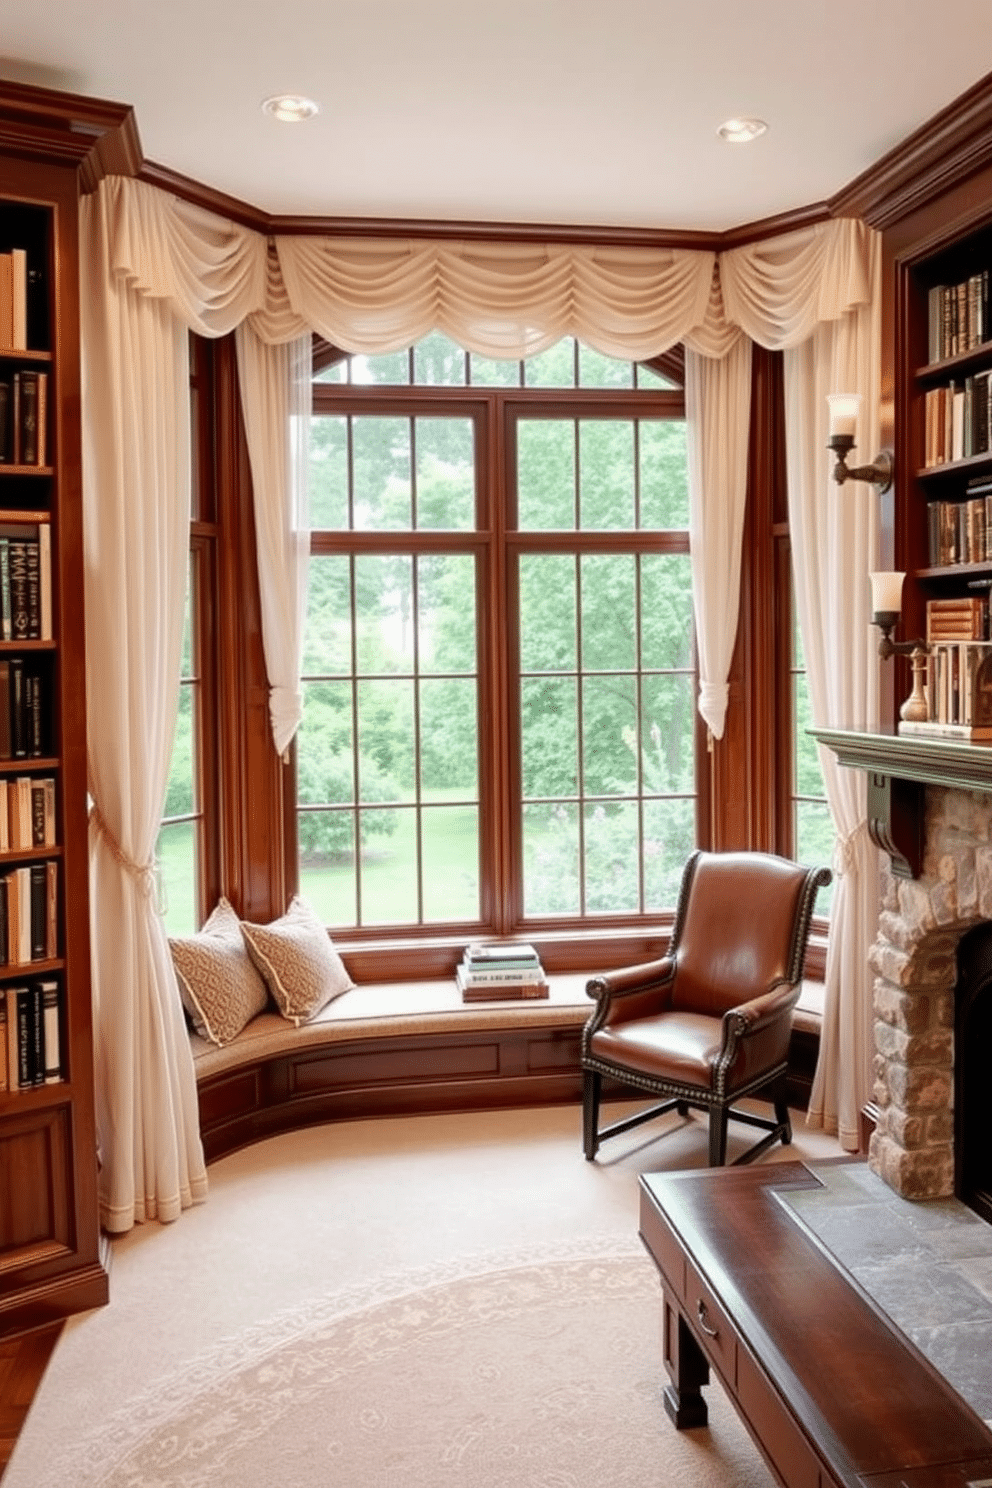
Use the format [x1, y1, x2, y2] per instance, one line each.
[302, 366, 708, 973]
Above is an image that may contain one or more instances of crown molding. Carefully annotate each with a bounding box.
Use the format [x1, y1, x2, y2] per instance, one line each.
[830, 67, 992, 229]
[139, 162, 831, 251]
[0, 79, 141, 189]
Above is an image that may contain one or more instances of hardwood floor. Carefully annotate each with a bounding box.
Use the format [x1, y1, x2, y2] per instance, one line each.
[0, 1324, 62, 1480]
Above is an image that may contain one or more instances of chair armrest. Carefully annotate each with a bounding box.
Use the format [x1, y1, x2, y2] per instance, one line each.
[584, 957, 676, 1037]
[585, 956, 676, 1002]
[724, 978, 802, 1038]
[718, 978, 802, 1086]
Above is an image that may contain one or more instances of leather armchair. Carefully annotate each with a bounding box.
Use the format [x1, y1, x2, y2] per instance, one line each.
[582, 849, 830, 1166]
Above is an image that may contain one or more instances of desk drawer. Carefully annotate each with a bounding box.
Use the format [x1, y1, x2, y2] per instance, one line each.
[685, 1258, 735, 1382]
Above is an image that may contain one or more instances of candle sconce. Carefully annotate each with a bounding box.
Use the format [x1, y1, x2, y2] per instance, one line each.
[870, 571, 930, 724]
[826, 393, 894, 492]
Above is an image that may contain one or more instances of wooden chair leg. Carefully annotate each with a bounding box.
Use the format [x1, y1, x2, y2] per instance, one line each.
[708, 1105, 729, 1167]
[583, 1069, 602, 1160]
[775, 1091, 792, 1147]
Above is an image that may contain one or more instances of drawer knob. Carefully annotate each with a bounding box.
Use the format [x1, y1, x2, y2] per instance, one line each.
[696, 1299, 719, 1338]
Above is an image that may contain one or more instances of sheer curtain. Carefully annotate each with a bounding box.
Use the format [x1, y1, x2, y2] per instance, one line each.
[783, 238, 882, 1147]
[81, 185, 209, 1231]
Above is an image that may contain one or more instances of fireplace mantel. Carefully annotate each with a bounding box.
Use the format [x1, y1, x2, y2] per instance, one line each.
[812, 727, 992, 877]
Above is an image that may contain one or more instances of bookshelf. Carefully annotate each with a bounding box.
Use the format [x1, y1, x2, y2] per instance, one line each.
[0, 159, 107, 1330]
[893, 207, 992, 751]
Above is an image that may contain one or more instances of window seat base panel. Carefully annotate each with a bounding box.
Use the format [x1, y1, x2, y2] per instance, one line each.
[193, 976, 822, 1163]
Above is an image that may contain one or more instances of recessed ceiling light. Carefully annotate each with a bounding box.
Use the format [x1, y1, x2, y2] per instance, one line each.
[717, 117, 768, 144]
[261, 94, 320, 124]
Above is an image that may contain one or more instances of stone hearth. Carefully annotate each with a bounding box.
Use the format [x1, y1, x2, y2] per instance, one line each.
[869, 784, 992, 1200]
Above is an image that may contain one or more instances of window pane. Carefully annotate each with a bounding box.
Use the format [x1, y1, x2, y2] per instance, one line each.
[355, 555, 413, 675]
[579, 345, 633, 389]
[299, 810, 357, 927]
[521, 676, 577, 800]
[314, 358, 347, 384]
[359, 806, 417, 923]
[179, 579, 193, 679]
[517, 421, 575, 529]
[421, 805, 479, 921]
[793, 670, 824, 798]
[523, 801, 579, 915]
[636, 362, 679, 391]
[640, 554, 693, 671]
[357, 679, 414, 803]
[643, 797, 696, 909]
[415, 417, 474, 530]
[157, 820, 196, 937]
[413, 332, 466, 386]
[298, 681, 354, 805]
[469, 354, 521, 387]
[303, 555, 352, 674]
[418, 553, 476, 674]
[579, 421, 635, 530]
[582, 674, 638, 797]
[353, 417, 412, 529]
[584, 800, 639, 912]
[420, 678, 477, 797]
[520, 555, 576, 673]
[581, 554, 636, 671]
[524, 339, 577, 387]
[641, 674, 695, 795]
[639, 420, 689, 528]
[795, 801, 835, 915]
[164, 685, 195, 816]
[310, 415, 349, 529]
[350, 350, 410, 385]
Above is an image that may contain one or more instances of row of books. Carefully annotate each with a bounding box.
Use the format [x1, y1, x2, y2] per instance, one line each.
[456, 941, 549, 1001]
[926, 489, 992, 569]
[0, 775, 56, 853]
[0, 978, 62, 1090]
[0, 859, 58, 965]
[922, 374, 992, 467]
[906, 642, 992, 738]
[0, 658, 49, 760]
[0, 371, 47, 466]
[0, 523, 52, 640]
[926, 596, 989, 642]
[927, 272, 991, 364]
[0, 248, 27, 353]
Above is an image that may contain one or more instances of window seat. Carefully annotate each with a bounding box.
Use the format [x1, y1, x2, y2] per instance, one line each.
[191, 974, 824, 1163]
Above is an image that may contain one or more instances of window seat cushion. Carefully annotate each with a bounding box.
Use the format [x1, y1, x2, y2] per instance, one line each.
[190, 973, 594, 1083]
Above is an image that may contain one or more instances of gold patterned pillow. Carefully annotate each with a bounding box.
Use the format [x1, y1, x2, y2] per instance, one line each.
[239, 896, 354, 1026]
[170, 897, 270, 1046]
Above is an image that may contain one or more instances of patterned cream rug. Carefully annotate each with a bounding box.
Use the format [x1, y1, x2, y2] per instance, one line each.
[56, 1242, 773, 1488]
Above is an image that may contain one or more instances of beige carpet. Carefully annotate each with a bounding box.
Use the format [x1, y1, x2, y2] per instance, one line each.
[6, 1101, 845, 1487]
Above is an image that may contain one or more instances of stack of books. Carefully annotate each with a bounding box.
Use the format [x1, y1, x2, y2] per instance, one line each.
[456, 942, 549, 1002]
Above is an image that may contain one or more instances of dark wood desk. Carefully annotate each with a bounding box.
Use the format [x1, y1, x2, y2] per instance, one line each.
[639, 1162, 992, 1488]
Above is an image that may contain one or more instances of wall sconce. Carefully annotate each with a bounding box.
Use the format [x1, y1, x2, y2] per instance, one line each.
[870, 570, 930, 722]
[827, 393, 894, 493]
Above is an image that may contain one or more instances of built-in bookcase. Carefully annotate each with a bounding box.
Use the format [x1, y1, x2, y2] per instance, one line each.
[0, 156, 107, 1334]
[894, 211, 992, 739]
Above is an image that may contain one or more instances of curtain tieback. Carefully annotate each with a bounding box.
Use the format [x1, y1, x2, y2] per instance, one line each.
[832, 821, 869, 879]
[89, 803, 158, 899]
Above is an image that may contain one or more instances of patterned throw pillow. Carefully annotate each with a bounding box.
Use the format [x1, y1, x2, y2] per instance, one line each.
[170, 897, 270, 1046]
[239, 896, 354, 1026]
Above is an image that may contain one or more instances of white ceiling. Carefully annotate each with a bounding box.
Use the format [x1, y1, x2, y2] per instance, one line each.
[2, 1, 992, 231]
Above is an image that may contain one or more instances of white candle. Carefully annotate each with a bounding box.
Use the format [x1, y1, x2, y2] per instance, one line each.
[870, 571, 904, 615]
[827, 392, 861, 439]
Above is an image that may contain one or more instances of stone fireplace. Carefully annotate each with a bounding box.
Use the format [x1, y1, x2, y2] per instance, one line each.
[869, 784, 992, 1206]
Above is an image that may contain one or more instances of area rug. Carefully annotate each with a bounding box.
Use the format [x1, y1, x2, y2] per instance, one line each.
[57, 1242, 774, 1488]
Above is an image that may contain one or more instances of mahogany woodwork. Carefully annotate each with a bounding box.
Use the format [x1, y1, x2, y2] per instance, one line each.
[640, 1162, 992, 1488]
[0, 143, 108, 1340]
